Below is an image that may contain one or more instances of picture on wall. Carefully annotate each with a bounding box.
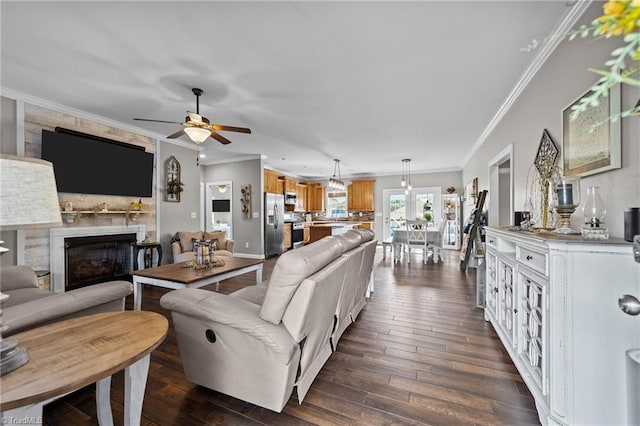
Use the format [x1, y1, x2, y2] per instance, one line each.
[562, 83, 621, 177]
[464, 178, 478, 206]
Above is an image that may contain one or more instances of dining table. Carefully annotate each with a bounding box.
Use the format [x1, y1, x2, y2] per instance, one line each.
[391, 227, 441, 263]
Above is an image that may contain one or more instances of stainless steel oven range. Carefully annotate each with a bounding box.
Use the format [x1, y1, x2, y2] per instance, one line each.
[290, 221, 305, 249]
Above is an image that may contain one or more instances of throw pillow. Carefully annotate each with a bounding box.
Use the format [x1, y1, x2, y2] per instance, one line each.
[203, 231, 226, 249]
[179, 231, 203, 252]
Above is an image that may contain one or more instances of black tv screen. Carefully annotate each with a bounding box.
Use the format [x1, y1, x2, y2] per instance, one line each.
[41, 129, 154, 197]
[212, 199, 231, 212]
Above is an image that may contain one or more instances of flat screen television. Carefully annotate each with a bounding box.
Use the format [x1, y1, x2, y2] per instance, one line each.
[212, 199, 231, 212]
[41, 129, 154, 197]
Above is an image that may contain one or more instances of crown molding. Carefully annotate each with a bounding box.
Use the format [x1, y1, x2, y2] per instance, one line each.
[462, 0, 593, 168]
[0, 87, 196, 151]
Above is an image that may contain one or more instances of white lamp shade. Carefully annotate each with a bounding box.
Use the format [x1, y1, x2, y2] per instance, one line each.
[0, 155, 62, 230]
[184, 127, 211, 144]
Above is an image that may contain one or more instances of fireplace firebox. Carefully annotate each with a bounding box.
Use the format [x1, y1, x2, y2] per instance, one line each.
[64, 233, 136, 290]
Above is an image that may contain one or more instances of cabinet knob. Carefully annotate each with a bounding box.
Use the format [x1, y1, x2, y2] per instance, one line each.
[526, 255, 533, 261]
[494, 287, 499, 293]
[514, 308, 518, 314]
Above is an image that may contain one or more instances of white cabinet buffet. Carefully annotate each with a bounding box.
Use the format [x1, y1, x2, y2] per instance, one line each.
[485, 227, 640, 426]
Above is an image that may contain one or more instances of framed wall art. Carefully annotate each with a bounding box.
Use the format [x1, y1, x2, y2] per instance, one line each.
[165, 156, 183, 202]
[562, 83, 621, 177]
[464, 177, 478, 206]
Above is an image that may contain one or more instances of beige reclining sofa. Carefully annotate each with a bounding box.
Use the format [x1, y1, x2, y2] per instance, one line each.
[160, 229, 376, 412]
[170, 231, 234, 263]
[1, 265, 133, 337]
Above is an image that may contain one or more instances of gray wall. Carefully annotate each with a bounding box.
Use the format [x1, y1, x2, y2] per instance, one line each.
[1, 96, 18, 266]
[202, 159, 263, 257]
[463, 3, 640, 238]
[157, 143, 202, 263]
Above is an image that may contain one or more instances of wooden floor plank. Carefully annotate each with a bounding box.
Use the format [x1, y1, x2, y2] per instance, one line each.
[41, 247, 540, 425]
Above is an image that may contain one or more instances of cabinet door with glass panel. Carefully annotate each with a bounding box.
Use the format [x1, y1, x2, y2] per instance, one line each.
[441, 194, 461, 249]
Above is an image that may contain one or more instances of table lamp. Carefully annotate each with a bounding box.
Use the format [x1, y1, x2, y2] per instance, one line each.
[0, 154, 62, 375]
[553, 176, 581, 234]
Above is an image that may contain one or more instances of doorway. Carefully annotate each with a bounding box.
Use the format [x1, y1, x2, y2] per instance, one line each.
[205, 181, 233, 239]
[382, 187, 442, 240]
[488, 145, 513, 227]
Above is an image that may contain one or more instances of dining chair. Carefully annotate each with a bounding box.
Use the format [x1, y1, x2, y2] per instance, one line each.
[405, 220, 429, 264]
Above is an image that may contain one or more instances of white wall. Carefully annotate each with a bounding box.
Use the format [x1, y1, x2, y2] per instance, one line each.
[463, 3, 640, 238]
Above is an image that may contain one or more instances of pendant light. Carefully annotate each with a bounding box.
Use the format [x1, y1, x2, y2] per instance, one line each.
[329, 159, 345, 190]
[401, 159, 412, 194]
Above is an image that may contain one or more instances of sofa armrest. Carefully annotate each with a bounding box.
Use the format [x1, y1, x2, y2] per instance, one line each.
[3, 280, 133, 336]
[0, 265, 39, 291]
[160, 288, 297, 364]
[224, 239, 234, 253]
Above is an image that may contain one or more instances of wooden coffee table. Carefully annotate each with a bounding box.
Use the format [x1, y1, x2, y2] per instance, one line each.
[0, 311, 167, 425]
[131, 257, 264, 310]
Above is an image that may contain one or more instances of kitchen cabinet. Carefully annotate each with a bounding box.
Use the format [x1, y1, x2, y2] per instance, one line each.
[308, 223, 358, 244]
[283, 177, 296, 194]
[484, 227, 640, 426]
[284, 223, 292, 251]
[295, 183, 307, 212]
[305, 183, 325, 212]
[347, 179, 375, 211]
[264, 169, 283, 194]
[441, 194, 461, 249]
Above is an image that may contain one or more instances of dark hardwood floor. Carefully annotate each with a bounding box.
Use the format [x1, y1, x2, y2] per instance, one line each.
[43, 248, 540, 425]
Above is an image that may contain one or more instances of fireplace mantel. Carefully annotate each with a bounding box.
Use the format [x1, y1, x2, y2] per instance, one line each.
[50, 225, 145, 292]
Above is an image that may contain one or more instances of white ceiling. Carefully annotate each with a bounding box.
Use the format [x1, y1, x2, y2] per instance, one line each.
[1, 1, 574, 179]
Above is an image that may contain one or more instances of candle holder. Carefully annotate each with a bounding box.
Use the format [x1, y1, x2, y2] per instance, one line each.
[582, 186, 609, 240]
[553, 176, 581, 234]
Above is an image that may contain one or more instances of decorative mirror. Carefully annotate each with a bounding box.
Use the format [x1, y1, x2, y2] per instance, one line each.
[165, 156, 183, 202]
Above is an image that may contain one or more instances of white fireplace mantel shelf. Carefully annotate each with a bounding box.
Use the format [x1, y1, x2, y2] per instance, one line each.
[61, 210, 148, 224]
[50, 225, 146, 292]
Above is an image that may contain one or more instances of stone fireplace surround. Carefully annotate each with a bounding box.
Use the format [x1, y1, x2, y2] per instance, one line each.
[50, 225, 145, 292]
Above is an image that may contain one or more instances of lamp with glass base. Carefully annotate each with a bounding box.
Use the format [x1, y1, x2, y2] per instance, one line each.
[553, 176, 581, 234]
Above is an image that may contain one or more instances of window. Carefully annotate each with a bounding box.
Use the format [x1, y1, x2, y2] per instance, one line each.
[327, 191, 347, 218]
[415, 193, 434, 224]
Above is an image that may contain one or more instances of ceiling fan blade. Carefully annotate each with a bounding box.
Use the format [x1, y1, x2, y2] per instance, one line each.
[166, 129, 186, 139]
[212, 124, 252, 134]
[133, 118, 182, 124]
[210, 131, 232, 145]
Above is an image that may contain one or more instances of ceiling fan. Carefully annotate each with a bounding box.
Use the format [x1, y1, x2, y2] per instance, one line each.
[133, 88, 251, 145]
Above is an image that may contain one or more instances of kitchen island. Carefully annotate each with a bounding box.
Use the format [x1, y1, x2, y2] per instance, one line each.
[307, 222, 360, 244]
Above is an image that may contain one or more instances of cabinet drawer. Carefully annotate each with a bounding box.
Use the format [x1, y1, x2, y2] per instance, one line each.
[486, 234, 498, 250]
[517, 245, 548, 276]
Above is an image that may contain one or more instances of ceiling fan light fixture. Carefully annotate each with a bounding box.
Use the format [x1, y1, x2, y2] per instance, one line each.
[184, 127, 211, 144]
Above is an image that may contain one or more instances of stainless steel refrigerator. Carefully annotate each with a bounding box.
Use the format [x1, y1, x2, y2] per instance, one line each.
[264, 193, 284, 257]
